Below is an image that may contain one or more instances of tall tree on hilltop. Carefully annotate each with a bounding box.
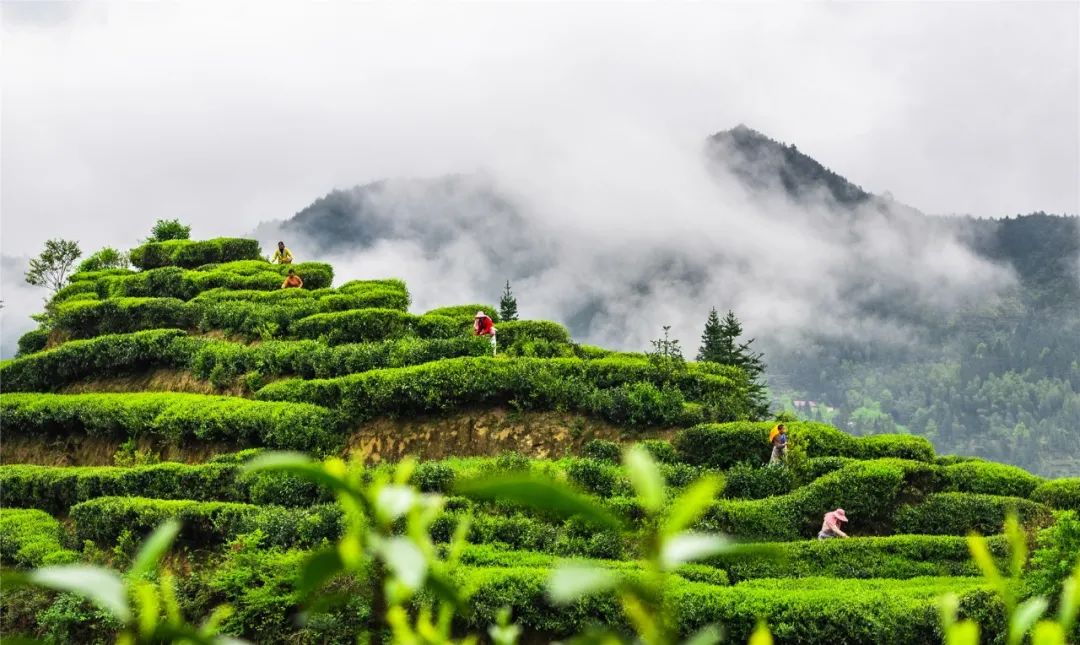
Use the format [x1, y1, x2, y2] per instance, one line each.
[698, 308, 768, 416]
[499, 280, 519, 321]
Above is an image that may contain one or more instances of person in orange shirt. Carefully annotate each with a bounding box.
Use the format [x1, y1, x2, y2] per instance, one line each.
[281, 268, 304, 289]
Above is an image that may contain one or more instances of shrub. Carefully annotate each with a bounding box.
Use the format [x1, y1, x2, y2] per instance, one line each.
[566, 458, 625, 497]
[1026, 511, 1080, 599]
[291, 308, 422, 345]
[893, 492, 1054, 536]
[1030, 478, 1080, 511]
[699, 459, 937, 540]
[0, 508, 79, 568]
[15, 329, 48, 356]
[495, 320, 572, 348]
[424, 304, 500, 325]
[0, 329, 190, 392]
[580, 439, 621, 462]
[796, 456, 857, 483]
[860, 434, 936, 461]
[0, 392, 342, 453]
[76, 247, 129, 273]
[411, 462, 456, 493]
[71, 497, 341, 547]
[130, 237, 261, 269]
[53, 297, 193, 338]
[715, 534, 1009, 582]
[943, 461, 1043, 498]
[639, 439, 679, 464]
[0, 462, 250, 515]
[722, 461, 796, 499]
[257, 356, 753, 427]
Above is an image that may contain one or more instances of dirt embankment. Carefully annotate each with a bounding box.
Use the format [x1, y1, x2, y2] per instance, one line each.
[3, 407, 675, 466]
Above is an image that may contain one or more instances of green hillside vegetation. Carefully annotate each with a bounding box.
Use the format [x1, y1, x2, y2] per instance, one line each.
[3, 234, 1079, 644]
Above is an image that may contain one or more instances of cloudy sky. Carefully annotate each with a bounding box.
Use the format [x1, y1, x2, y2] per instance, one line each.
[1, 1, 1077, 354]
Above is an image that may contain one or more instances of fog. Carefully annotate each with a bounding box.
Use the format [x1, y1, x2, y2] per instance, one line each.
[2, 2, 1076, 356]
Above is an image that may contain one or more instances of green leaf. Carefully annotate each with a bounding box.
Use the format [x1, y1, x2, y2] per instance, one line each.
[547, 564, 618, 604]
[241, 452, 355, 497]
[376, 485, 418, 524]
[663, 475, 722, 536]
[623, 445, 665, 512]
[682, 622, 725, 643]
[298, 548, 344, 598]
[660, 532, 731, 570]
[1059, 562, 1080, 629]
[744, 622, 770, 645]
[28, 565, 131, 623]
[129, 519, 180, 580]
[427, 569, 464, 610]
[457, 475, 624, 530]
[967, 533, 1005, 595]
[1008, 597, 1048, 645]
[379, 536, 428, 591]
[1030, 621, 1065, 645]
[945, 621, 980, 645]
[1004, 513, 1027, 580]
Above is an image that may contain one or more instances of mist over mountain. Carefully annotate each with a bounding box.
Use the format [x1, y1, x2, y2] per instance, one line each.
[257, 125, 1080, 475]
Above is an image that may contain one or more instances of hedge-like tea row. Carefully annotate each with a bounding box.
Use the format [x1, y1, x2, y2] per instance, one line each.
[80, 262, 334, 301]
[256, 356, 754, 426]
[0, 508, 79, 568]
[129, 237, 262, 269]
[943, 461, 1043, 498]
[713, 534, 1009, 582]
[0, 329, 191, 392]
[71, 496, 342, 547]
[54, 297, 194, 339]
[454, 566, 997, 644]
[0, 392, 341, 452]
[1030, 478, 1080, 511]
[290, 309, 460, 345]
[15, 329, 48, 356]
[0, 461, 333, 515]
[673, 422, 937, 468]
[698, 459, 941, 540]
[193, 284, 409, 311]
[893, 492, 1054, 536]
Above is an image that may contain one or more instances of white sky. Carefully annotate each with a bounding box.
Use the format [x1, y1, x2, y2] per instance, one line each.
[0, 1, 1077, 354]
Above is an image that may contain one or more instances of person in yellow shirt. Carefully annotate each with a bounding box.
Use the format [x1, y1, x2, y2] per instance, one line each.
[272, 241, 294, 264]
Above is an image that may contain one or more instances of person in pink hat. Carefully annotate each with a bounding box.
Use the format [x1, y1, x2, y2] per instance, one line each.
[473, 310, 497, 356]
[818, 508, 849, 539]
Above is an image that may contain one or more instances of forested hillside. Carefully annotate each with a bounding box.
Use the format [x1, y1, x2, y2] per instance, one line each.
[263, 126, 1080, 477]
[3, 231, 1078, 643]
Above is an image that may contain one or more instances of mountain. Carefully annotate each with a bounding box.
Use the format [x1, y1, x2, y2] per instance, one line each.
[262, 126, 1080, 475]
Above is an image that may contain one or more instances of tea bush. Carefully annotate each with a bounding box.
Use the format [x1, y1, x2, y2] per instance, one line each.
[0, 329, 190, 392]
[722, 461, 796, 499]
[893, 492, 1053, 535]
[71, 496, 342, 547]
[0, 508, 79, 568]
[290, 308, 459, 345]
[129, 237, 262, 269]
[15, 329, 49, 356]
[943, 461, 1043, 498]
[53, 297, 193, 338]
[1030, 478, 1080, 511]
[0, 392, 341, 452]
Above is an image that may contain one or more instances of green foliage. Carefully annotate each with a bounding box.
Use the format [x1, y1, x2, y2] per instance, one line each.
[944, 461, 1043, 498]
[1, 329, 190, 392]
[256, 356, 753, 427]
[411, 461, 457, 493]
[77, 247, 130, 273]
[495, 320, 572, 349]
[16, 328, 49, 356]
[148, 218, 192, 242]
[71, 497, 341, 548]
[0, 509, 79, 567]
[25, 238, 82, 295]
[130, 237, 260, 269]
[291, 308, 458, 345]
[0, 392, 341, 453]
[581, 439, 622, 462]
[722, 462, 795, 500]
[1031, 479, 1080, 511]
[425, 304, 500, 325]
[1027, 512, 1080, 602]
[500, 281, 519, 321]
[54, 297, 194, 338]
[894, 493, 1053, 536]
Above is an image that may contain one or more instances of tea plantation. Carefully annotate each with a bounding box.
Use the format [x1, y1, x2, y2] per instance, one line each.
[2, 237, 1078, 644]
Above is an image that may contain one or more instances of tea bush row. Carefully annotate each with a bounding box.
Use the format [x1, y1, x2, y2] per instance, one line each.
[1030, 478, 1080, 511]
[0, 508, 79, 568]
[893, 492, 1054, 535]
[256, 356, 754, 426]
[0, 392, 341, 453]
[129, 237, 263, 269]
[70, 262, 335, 301]
[673, 422, 937, 468]
[70, 496, 342, 548]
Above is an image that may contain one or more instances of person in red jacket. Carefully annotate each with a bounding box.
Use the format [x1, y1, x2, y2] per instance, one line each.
[474, 311, 497, 356]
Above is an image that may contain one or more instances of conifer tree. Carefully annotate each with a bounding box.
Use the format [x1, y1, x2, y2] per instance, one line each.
[697, 308, 768, 416]
[499, 280, 519, 321]
[697, 307, 733, 363]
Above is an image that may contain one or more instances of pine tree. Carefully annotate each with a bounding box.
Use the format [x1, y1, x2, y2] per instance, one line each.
[499, 280, 519, 321]
[697, 308, 768, 417]
[697, 307, 733, 363]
